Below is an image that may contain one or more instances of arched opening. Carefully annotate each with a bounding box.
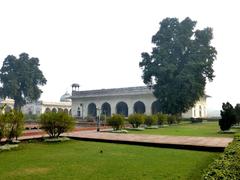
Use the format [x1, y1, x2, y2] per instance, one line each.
[134, 101, 145, 114]
[101, 102, 111, 116]
[52, 108, 57, 113]
[88, 103, 96, 117]
[77, 107, 81, 117]
[151, 100, 161, 114]
[69, 109, 72, 115]
[45, 108, 51, 113]
[116, 101, 128, 117]
[58, 108, 63, 112]
[64, 108, 68, 114]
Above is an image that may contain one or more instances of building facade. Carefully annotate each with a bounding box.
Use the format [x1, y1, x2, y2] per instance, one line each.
[21, 92, 72, 115]
[0, 98, 15, 113]
[71, 86, 208, 119]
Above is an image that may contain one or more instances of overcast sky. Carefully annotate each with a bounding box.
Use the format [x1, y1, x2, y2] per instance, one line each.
[0, 0, 240, 114]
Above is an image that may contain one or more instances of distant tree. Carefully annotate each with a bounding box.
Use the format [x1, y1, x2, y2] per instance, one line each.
[0, 53, 47, 110]
[234, 104, 240, 125]
[219, 102, 236, 131]
[139, 17, 217, 115]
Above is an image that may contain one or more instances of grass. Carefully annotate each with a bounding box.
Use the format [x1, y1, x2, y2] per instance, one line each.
[0, 140, 219, 180]
[127, 122, 240, 137]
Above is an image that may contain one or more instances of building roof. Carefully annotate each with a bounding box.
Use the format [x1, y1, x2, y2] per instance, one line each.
[71, 86, 153, 98]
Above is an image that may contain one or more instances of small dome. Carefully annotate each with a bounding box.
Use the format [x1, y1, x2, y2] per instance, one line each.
[60, 92, 72, 102]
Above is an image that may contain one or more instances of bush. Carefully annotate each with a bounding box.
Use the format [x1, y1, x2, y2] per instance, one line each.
[144, 115, 157, 127]
[202, 137, 240, 179]
[107, 114, 124, 130]
[156, 113, 168, 125]
[127, 114, 144, 128]
[40, 112, 75, 138]
[0, 115, 5, 141]
[167, 115, 177, 125]
[191, 117, 203, 123]
[4, 110, 24, 141]
[219, 102, 236, 131]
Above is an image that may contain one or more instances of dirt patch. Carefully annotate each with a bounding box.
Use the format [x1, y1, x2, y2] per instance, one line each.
[9, 167, 50, 176]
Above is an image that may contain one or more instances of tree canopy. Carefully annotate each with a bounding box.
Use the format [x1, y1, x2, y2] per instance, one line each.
[139, 17, 217, 115]
[0, 53, 47, 110]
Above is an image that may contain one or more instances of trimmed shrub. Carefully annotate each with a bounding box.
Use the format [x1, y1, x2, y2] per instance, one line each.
[127, 113, 144, 128]
[202, 136, 240, 179]
[167, 115, 177, 125]
[40, 112, 75, 138]
[219, 102, 236, 131]
[107, 114, 124, 130]
[191, 117, 203, 123]
[4, 110, 24, 141]
[144, 115, 157, 127]
[156, 113, 168, 125]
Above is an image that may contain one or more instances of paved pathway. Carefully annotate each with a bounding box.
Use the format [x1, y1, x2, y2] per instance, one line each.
[65, 130, 233, 151]
[2, 129, 232, 152]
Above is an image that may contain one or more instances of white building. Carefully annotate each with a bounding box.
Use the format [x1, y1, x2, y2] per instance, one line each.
[0, 98, 15, 113]
[71, 86, 208, 119]
[21, 92, 72, 115]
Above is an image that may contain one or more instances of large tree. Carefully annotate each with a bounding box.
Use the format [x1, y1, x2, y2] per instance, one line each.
[0, 53, 47, 110]
[139, 17, 217, 115]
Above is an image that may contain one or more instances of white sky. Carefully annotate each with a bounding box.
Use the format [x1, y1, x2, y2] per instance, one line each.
[0, 0, 240, 114]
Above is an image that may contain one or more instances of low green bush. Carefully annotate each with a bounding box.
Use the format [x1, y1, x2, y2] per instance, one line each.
[107, 114, 124, 130]
[0, 115, 5, 142]
[144, 115, 157, 127]
[202, 135, 240, 179]
[4, 110, 24, 141]
[167, 115, 177, 125]
[40, 112, 75, 138]
[127, 114, 144, 128]
[191, 117, 203, 123]
[156, 113, 168, 126]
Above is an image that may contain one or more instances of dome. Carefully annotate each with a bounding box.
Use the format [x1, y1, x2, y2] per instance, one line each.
[60, 92, 72, 102]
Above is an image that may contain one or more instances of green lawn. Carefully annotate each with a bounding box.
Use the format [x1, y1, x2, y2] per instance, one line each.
[127, 122, 240, 137]
[0, 140, 219, 180]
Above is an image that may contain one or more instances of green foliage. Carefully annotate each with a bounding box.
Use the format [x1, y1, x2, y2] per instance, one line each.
[3, 110, 24, 141]
[234, 104, 240, 125]
[191, 117, 203, 123]
[202, 138, 240, 179]
[107, 114, 124, 130]
[40, 112, 75, 138]
[167, 115, 177, 125]
[144, 115, 157, 127]
[156, 113, 168, 125]
[0, 53, 47, 110]
[127, 113, 144, 128]
[219, 102, 236, 131]
[139, 17, 217, 115]
[0, 115, 5, 141]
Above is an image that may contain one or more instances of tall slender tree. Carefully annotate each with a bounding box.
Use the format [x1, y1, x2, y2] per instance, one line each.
[139, 17, 217, 115]
[0, 53, 47, 110]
